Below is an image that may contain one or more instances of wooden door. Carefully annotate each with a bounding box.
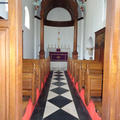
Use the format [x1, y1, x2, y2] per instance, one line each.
[0, 0, 22, 120]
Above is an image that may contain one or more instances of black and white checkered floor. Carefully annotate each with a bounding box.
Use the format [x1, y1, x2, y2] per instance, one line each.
[43, 71, 79, 120]
[31, 71, 91, 120]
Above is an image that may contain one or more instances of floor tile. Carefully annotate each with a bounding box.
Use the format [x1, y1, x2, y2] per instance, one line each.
[61, 91, 73, 100]
[62, 102, 79, 118]
[54, 75, 64, 77]
[52, 81, 66, 87]
[54, 77, 65, 81]
[51, 87, 69, 95]
[47, 91, 58, 100]
[49, 84, 58, 90]
[44, 109, 78, 120]
[51, 79, 57, 83]
[48, 95, 72, 108]
[43, 101, 59, 118]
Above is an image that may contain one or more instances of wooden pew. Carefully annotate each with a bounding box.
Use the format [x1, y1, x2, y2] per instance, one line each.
[68, 59, 103, 116]
[22, 64, 36, 104]
[69, 60, 99, 89]
[22, 58, 50, 115]
[67, 59, 103, 116]
[84, 63, 103, 104]
[78, 60, 100, 89]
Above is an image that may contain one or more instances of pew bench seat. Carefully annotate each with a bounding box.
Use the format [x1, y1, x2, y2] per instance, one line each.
[93, 98, 102, 117]
[22, 71, 36, 103]
[85, 73, 102, 104]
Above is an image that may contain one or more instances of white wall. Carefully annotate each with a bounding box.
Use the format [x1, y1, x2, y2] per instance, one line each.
[78, 20, 84, 59]
[22, 0, 35, 59]
[44, 26, 74, 58]
[0, 2, 8, 19]
[34, 18, 40, 59]
[83, 0, 106, 59]
[47, 7, 71, 21]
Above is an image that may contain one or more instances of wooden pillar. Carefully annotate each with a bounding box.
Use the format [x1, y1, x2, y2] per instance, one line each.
[39, 17, 45, 59]
[72, 19, 78, 59]
[0, 0, 22, 120]
[39, 1, 45, 59]
[9, 0, 22, 119]
[102, 0, 120, 120]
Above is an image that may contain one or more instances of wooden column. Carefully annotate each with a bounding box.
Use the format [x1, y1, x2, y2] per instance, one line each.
[102, 0, 120, 119]
[9, 0, 22, 119]
[72, 19, 78, 59]
[39, 1, 45, 59]
[0, 0, 22, 120]
[39, 17, 45, 59]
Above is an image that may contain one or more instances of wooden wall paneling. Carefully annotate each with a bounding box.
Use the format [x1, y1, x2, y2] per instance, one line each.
[102, 0, 120, 119]
[95, 27, 105, 63]
[0, 20, 9, 28]
[0, 28, 9, 120]
[9, 0, 22, 119]
[0, 0, 22, 120]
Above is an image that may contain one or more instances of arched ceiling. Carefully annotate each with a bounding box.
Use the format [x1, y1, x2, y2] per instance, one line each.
[34, 0, 85, 27]
[35, 0, 85, 20]
[41, 0, 78, 20]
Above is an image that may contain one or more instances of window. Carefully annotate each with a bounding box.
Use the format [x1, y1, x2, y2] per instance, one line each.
[0, 0, 8, 19]
[25, 6, 30, 29]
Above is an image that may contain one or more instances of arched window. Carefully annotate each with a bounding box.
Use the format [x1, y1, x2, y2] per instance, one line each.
[25, 6, 30, 29]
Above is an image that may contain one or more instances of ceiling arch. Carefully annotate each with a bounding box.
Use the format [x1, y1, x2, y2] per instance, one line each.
[41, 0, 78, 21]
[47, 7, 72, 21]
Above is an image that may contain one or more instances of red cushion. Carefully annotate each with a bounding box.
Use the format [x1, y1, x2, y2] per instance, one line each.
[36, 88, 40, 104]
[75, 82, 79, 93]
[22, 99, 34, 120]
[79, 89, 87, 108]
[41, 82, 44, 91]
[87, 100, 101, 120]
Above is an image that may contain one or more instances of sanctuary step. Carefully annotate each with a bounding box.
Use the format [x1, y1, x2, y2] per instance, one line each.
[50, 62, 67, 71]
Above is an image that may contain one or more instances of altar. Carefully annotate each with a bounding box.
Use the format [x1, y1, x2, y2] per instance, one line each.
[49, 50, 68, 71]
[49, 51, 68, 62]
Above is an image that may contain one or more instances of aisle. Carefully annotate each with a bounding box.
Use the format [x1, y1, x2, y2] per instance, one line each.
[31, 71, 91, 120]
[43, 71, 79, 120]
